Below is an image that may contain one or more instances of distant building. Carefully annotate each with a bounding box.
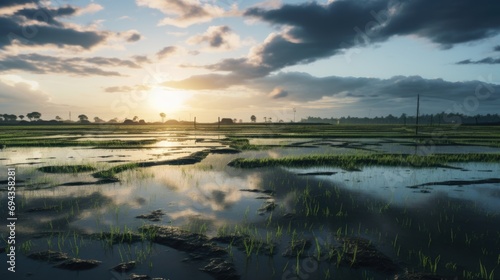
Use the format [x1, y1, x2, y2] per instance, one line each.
[220, 118, 234, 125]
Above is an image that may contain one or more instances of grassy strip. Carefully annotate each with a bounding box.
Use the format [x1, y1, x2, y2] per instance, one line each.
[92, 150, 210, 179]
[228, 153, 500, 169]
[37, 165, 97, 173]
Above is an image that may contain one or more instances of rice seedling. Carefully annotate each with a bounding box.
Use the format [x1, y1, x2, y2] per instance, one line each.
[228, 153, 500, 169]
[479, 260, 495, 280]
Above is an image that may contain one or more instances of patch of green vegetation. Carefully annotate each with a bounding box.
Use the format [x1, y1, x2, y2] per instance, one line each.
[223, 138, 267, 150]
[92, 163, 139, 179]
[92, 150, 210, 179]
[37, 164, 97, 173]
[228, 153, 500, 169]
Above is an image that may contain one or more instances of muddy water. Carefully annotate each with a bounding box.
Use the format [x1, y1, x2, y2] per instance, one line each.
[0, 135, 499, 280]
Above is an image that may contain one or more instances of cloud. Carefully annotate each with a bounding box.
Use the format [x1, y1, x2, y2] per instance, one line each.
[126, 32, 142, 42]
[494, 45, 500, 52]
[167, 70, 500, 115]
[169, 0, 500, 91]
[156, 46, 178, 59]
[0, 16, 108, 50]
[77, 3, 104, 15]
[163, 73, 239, 90]
[13, 6, 78, 27]
[250, 72, 500, 108]
[0, 53, 147, 76]
[187, 25, 241, 50]
[0, 1, 110, 50]
[104, 85, 151, 93]
[457, 57, 500, 65]
[380, 0, 500, 48]
[244, 0, 500, 72]
[132, 55, 151, 64]
[269, 87, 288, 99]
[136, 0, 226, 27]
[0, 2, 138, 51]
[0, 77, 53, 113]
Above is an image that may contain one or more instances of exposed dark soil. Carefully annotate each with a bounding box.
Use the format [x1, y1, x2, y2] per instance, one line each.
[407, 178, 500, 189]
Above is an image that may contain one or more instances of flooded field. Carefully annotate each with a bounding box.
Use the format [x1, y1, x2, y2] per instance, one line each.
[1, 124, 499, 280]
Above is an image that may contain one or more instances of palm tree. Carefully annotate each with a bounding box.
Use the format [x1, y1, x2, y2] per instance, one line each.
[250, 115, 256, 123]
[160, 112, 166, 122]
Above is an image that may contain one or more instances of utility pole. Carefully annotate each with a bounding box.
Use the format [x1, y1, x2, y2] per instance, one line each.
[415, 94, 420, 136]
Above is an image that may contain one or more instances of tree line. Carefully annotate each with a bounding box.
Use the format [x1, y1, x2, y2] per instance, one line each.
[302, 113, 500, 125]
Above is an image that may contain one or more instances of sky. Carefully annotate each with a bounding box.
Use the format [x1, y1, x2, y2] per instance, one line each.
[0, 0, 499, 123]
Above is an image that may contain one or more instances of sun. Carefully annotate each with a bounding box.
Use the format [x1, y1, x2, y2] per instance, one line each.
[148, 87, 187, 112]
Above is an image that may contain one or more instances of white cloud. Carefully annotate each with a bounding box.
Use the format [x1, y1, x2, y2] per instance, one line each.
[0, 74, 39, 90]
[187, 25, 242, 51]
[76, 3, 104, 15]
[0, 77, 52, 113]
[136, 0, 226, 27]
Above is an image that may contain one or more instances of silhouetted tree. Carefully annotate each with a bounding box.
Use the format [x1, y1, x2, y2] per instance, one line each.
[251, 115, 256, 123]
[2, 114, 17, 121]
[160, 112, 166, 122]
[133, 116, 138, 121]
[27, 112, 41, 121]
[78, 114, 88, 122]
[19, 115, 24, 121]
[94, 117, 105, 123]
[55, 116, 62, 121]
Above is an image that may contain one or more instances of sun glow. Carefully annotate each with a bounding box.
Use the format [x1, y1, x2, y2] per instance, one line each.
[148, 87, 188, 112]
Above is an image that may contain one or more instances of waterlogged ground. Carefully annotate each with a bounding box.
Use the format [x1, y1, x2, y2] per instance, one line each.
[1, 125, 500, 280]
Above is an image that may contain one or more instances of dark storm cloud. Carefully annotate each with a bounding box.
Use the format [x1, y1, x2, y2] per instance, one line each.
[0, 1, 109, 49]
[156, 46, 178, 59]
[0, 53, 145, 76]
[14, 6, 78, 27]
[457, 57, 500, 64]
[244, 0, 500, 71]
[380, 0, 500, 48]
[169, 0, 500, 91]
[0, 0, 34, 8]
[494, 45, 500, 52]
[244, 0, 389, 71]
[0, 16, 107, 49]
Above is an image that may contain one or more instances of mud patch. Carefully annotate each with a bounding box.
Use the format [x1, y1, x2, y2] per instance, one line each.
[407, 178, 500, 189]
[136, 209, 165, 222]
[54, 258, 101, 270]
